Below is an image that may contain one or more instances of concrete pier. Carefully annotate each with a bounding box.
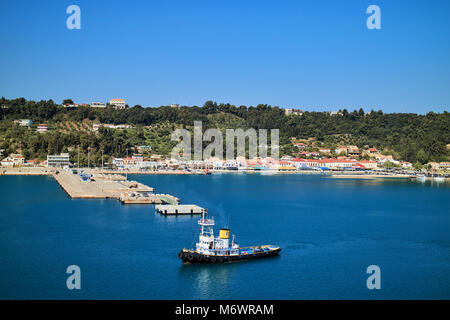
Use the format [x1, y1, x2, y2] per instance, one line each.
[155, 204, 204, 215]
[52, 169, 179, 205]
[119, 192, 179, 204]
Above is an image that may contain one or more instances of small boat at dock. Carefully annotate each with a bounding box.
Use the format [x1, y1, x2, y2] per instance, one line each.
[178, 209, 281, 264]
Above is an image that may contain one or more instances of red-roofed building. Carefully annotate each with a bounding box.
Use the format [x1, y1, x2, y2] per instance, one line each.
[123, 157, 135, 165]
[110, 99, 126, 109]
[357, 160, 378, 169]
[37, 124, 48, 133]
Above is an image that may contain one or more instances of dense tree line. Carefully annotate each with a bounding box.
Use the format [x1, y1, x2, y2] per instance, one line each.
[0, 97, 448, 164]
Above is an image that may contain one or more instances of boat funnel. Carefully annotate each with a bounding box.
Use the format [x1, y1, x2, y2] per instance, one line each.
[219, 228, 230, 239]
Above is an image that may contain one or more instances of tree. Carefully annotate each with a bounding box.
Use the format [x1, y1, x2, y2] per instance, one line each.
[358, 108, 365, 116]
[383, 161, 399, 169]
[413, 162, 423, 171]
[416, 149, 428, 164]
[62, 99, 74, 105]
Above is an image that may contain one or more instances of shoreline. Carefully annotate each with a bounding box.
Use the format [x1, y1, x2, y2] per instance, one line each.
[0, 167, 448, 181]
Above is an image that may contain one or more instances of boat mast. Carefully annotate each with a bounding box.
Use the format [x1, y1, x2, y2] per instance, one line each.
[198, 209, 214, 237]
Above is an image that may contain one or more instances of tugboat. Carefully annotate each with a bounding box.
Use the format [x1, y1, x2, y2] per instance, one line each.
[178, 209, 281, 264]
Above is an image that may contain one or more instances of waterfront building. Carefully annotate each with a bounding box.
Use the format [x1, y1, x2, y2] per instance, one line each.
[132, 154, 144, 162]
[313, 158, 356, 169]
[276, 161, 296, 171]
[235, 156, 247, 168]
[0, 154, 23, 167]
[357, 160, 378, 169]
[427, 162, 440, 170]
[112, 158, 124, 169]
[0, 158, 14, 167]
[123, 157, 136, 167]
[137, 161, 158, 169]
[291, 158, 308, 169]
[24, 159, 38, 166]
[47, 153, 70, 167]
[401, 162, 413, 169]
[439, 162, 450, 170]
[109, 99, 126, 109]
[304, 159, 320, 168]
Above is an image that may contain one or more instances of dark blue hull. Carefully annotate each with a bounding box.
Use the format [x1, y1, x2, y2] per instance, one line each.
[178, 248, 281, 264]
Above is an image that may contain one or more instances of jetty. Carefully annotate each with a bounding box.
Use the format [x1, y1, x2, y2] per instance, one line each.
[155, 204, 204, 215]
[52, 169, 178, 205]
[119, 192, 179, 204]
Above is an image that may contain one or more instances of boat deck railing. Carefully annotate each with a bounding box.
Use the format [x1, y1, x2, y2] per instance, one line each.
[198, 217, 214, 225]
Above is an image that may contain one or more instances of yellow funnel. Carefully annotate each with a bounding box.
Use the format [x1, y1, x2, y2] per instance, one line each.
[219, 229, 230, 239]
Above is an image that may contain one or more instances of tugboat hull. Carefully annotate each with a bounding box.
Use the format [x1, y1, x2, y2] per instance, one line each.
[178, 247, 281, 264]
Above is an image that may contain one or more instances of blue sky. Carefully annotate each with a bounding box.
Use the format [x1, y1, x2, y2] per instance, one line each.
[1, 0, 449, 113]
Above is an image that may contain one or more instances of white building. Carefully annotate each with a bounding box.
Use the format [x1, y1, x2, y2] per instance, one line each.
[0, 158, 14, 167]
[112, 158, 124, 169]
[136, 161, 158, 169]
[47, 153, 70, 167]
[109, 99, 126, 109]
[90, 102, 106, 108]
[16, 119, 33, 126]
[285, 109, 303, 116]
[1, 154, 25, 167]
[37, 124, 48, 133]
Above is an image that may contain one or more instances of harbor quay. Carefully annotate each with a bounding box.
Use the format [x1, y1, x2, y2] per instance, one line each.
[0, 167, 51, 175]
[52, 169, 179, 205]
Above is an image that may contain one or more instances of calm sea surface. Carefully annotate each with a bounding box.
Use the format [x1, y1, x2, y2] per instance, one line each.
[0, 173, 449, 299]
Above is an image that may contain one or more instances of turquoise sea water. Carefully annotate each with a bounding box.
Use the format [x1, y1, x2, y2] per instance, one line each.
[0, 174, 449, 299]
